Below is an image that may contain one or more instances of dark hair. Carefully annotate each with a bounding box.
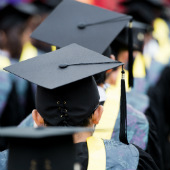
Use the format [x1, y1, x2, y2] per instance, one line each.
[44, 114, 93, 127]
[93, 72, 106, 85]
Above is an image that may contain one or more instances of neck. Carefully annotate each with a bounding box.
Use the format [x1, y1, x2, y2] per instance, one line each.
[73, 131, 93, 143]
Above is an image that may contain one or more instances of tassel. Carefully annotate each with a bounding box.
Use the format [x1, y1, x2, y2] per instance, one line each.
[119, 66, 129, 145]
[128, 19, 134, 88]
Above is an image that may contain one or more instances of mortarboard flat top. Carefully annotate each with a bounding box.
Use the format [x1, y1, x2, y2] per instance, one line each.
[4, 43, 123, 89]
[0, 126, 92, 138]
[41, 0, 63, 8]
[31, 0, 132, 54]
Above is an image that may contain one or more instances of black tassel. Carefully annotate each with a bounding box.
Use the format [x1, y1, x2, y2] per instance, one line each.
[128, 19, 134, 88]
[119, 66, 129, 145]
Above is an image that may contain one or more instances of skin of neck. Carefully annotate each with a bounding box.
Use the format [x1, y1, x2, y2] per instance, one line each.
[73, 123, 95, 143]
[73, 131, 93, 144]
[32, 106, 103, 144]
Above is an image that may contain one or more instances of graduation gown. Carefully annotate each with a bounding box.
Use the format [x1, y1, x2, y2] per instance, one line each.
[148, 66, 170, 170]
[0, 135, 159, 170]
[75, 140, 159, 170]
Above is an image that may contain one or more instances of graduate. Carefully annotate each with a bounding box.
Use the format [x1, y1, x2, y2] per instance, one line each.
[120, 0, 169, 93]
[93, 47, 149, 151]
[0, 4, 35, 126]
[1, 43, 159, 170]
[110, 26, 162, 169]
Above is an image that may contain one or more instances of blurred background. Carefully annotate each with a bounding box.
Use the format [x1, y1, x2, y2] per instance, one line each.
[0, 0, 170, 170]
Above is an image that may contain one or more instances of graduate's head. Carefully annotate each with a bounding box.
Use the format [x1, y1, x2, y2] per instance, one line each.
[4, 43, 123, 127]
[93, 47, 113, 86]
[32, 76, 103, 127]
[0, 5, 31, 59]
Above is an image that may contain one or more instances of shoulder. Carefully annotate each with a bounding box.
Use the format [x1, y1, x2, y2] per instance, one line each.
[127, 104, 148, 125]
[0, 150, 8, 170]
[126, 104, 149, 150]
[104, 140, 139, 170]
[135, 145, 159, 170]
[18, 114, 34, 127]
[126, 90, 149, 113]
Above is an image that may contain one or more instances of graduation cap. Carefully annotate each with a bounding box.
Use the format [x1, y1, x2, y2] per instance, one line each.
[43, 0, 63, 8]
[13, 2, 40, 16]
[120, 0, 163, 24]
[0, 4, 31, 31]
[4, 43, 128, 144]
[4, 43, 122, 124]
[0, 126, 91, 170]
[111, 21, 151, 53]
[30, 0, 134, 88]
[31, 0, 132, 54]
[13, 0, 60, 17]
[110, 21, 152, 88]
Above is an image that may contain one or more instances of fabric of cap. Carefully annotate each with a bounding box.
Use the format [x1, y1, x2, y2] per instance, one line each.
[14, 3, 40, 16]
[111, 23, 146, 54]
[31, 0, 132, 53]
[121, 0, 162, 24]
[125, 3, 155, 24]
[4, 43, 123, 89]
[30, 0, 54, 14]
[0, 127, 90, 170]
[43, 0, 63, 8]
[36, 76, 99, 126]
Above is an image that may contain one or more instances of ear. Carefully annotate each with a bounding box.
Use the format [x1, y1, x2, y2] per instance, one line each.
[32, 109, 44, 126]
[110, 54, 115, 60]
[92, 105, 103, 125]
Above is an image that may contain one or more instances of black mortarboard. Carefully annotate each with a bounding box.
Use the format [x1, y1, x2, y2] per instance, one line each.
[110, 21, 152, 88]
[13, 0, 59, 17]
[94, 46, 112, 85]
[4, 43, 123, 126]
[111, 21, 150, 53]
[43, 0, 63, 8]
[120, 0, 163, 24]
[13, 3, 40, 16]
[31, 0, 132, 54]
[0, 4, 30, 31]
[0, 127, 91, 170]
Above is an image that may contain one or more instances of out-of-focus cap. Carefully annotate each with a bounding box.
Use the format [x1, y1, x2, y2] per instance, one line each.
[111, 21, 152, 53]
[0, 4, 31, 30]
[31, 0, 132, 54]
[120, 0, 164, 24]
[0, 126, 91, 170]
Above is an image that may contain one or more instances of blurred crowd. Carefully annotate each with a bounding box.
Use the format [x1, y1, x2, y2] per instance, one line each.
[0, 0, 170, 170]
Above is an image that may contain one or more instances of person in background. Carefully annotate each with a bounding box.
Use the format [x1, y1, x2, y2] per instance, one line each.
[0, 4, 35, 128]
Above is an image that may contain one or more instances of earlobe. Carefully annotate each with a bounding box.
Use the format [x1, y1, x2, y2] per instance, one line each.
[32, 109, 44, 126]
[92, 105, 103, 125]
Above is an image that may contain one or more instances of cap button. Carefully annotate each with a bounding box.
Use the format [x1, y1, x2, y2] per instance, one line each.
[77, 23, 86, 29]
[59, 64, 68, 69]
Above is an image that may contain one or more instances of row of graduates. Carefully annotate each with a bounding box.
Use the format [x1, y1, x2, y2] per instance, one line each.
[0, 0, 170, 170]
[0, 1, 56, 127]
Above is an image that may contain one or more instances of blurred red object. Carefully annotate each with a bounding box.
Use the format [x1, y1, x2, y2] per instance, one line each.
[76, 0, 126, 12]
